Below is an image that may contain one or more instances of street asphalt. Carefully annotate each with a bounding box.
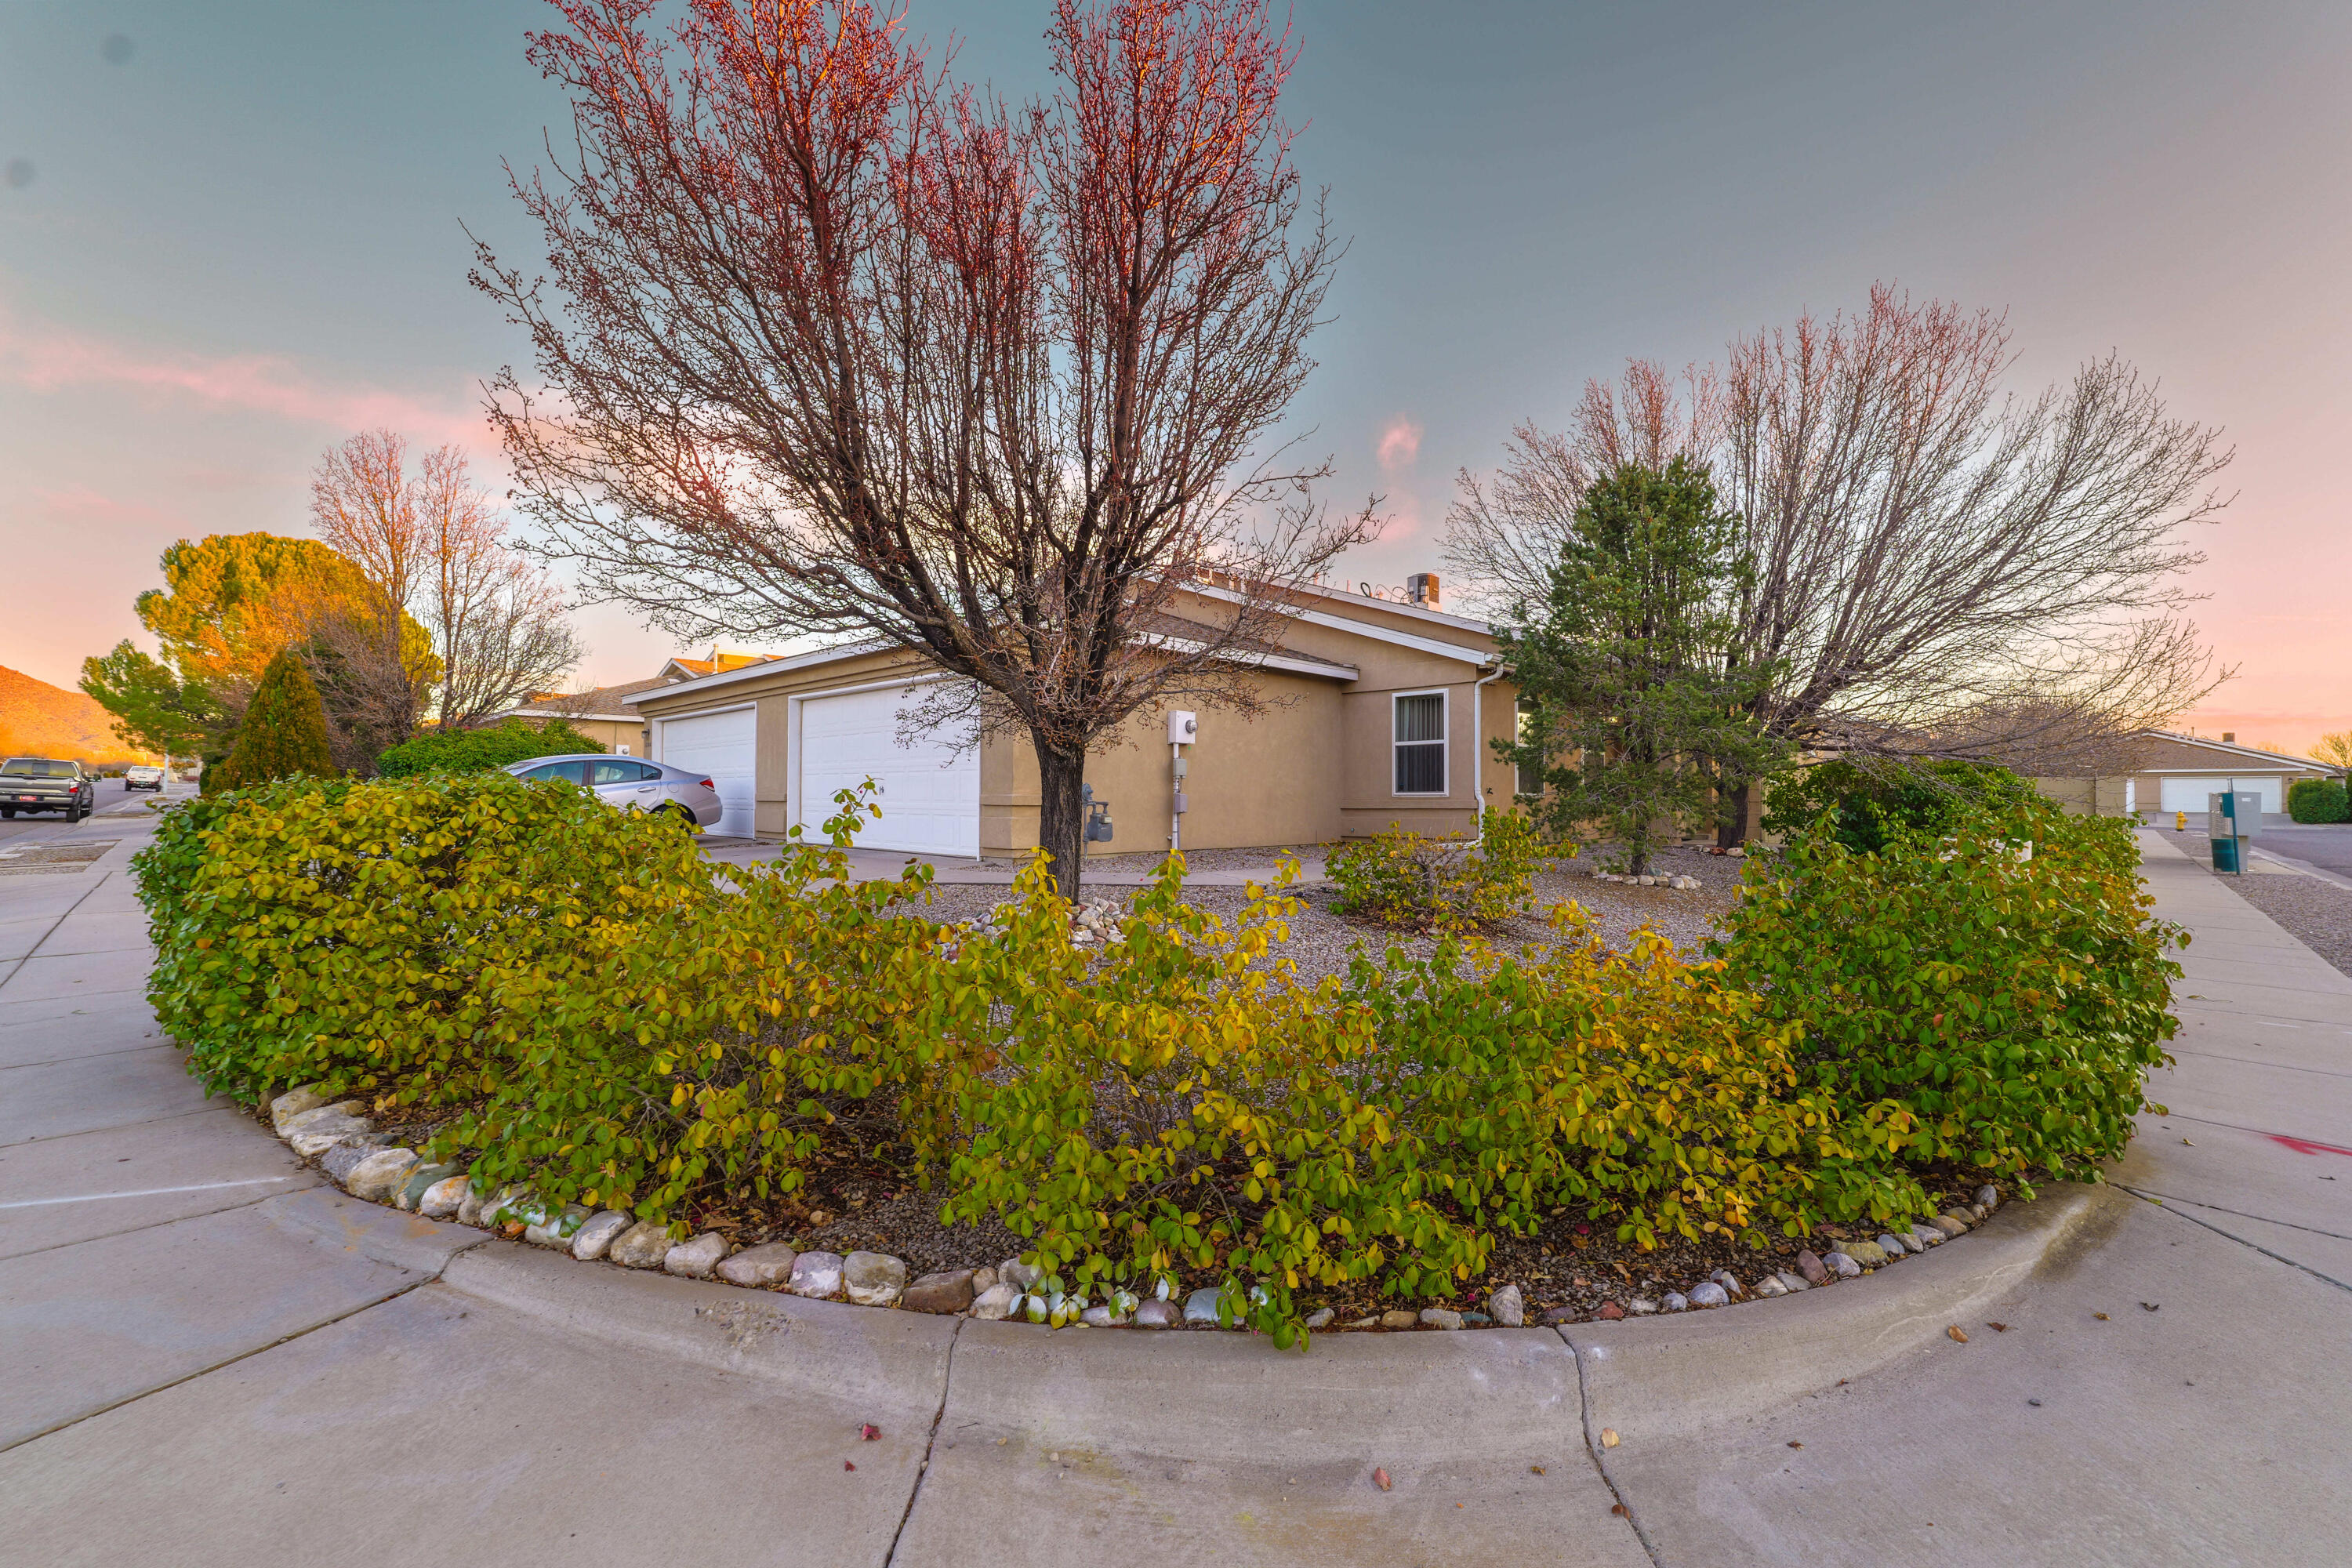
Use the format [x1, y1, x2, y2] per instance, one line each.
[0, 815, 2344, 1565]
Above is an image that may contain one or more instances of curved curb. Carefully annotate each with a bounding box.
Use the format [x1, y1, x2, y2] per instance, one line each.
[1556, 1181, 2124, 1445]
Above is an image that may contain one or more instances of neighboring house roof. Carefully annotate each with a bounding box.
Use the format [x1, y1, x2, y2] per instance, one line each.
[660, 652, 779, 683]
[485, 676, 669, 725]
[2129, 730, 2330, 772]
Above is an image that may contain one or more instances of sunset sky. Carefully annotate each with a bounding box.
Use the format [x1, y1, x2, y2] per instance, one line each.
[3, 1, 2346, 752]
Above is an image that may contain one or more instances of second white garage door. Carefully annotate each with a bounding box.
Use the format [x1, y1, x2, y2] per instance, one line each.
[659, 707, 758, 838]
[798, 686, 978, 856]
[2158, 775, 2283, 814]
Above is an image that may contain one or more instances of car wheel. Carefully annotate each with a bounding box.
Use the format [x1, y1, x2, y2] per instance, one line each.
[1, 808, 12, 819]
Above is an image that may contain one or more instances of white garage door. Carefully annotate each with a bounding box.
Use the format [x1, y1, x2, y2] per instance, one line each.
[659, 707, 757, 837]
[2159, 775, 2281, 815]
[799, 686, 978, 855]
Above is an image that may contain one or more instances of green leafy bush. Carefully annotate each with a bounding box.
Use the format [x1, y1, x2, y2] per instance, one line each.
[1327, 810, 1546, 931]
[136, 771, 710, 1105]
[1719, 794, 2183, 1185]
[2288, 779, 2348, 824]
[374, 718, 608, 778]
[1762, 757, 2036, 856]
[138, 771, 2181, 1345]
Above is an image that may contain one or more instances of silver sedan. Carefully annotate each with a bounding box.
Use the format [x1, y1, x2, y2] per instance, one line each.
[503, 753, 725, 829]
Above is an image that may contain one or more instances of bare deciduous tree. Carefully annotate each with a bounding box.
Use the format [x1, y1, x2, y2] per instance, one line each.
[1446, 286, 2232, 833]
[312, 429, 585, 735]
[473, 0, 1371, 896]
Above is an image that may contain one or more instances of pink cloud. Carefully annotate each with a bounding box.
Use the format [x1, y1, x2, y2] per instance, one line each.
[1377, 415, 1422, 473]
[0, 310, 494, 453]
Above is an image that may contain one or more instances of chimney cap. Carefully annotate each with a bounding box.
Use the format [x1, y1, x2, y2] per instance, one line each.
[2223, 731, 2236, 743]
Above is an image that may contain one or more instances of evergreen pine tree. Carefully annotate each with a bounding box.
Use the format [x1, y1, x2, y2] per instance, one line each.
[1501, 458, 1783, 874]
[216, 649, 338, 790]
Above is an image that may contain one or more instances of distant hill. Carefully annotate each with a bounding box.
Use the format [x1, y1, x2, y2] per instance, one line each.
[0, 665, 153, 764]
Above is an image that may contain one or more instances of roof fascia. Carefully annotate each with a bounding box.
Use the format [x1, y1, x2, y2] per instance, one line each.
[1183, 583, 1493, 665]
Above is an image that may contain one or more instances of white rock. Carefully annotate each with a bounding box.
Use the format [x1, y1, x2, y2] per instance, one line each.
[524, 1203, 590, 1247]
[788, 1250, 846, 1299]
[609, 1220, 674, 1269]
[843, 1250, 907, 1306]
[665, 1232, 729, 1279]
[419, 1175, 470, 1220]
[343, 1148, 419, 1201]
[1080, 1305, 1116, 1327]
[1489, 1283, 1525, 1327]
[969, 1265, 999, 1296]
[1755, 1275, 1788, 1298]
[289, 1113, 372, 1158]
[1304, 1308, 1335, 1329]
[970, 1283, 1019, 1319]
[570, 1210, 634, 1261]
[1775, 1270, 1811, 1293]
[717, 1242, 800, 1287]
[269, 1087, 330, 1130]
[1000, 1258, 1045, 1292]
[1974, 1184, 1998, 1211]
[1828, 1250, 1862, 1279]
[1689, 1282, 1729, 1308]
[1629, 1298, 1659, 1315]
[1132, 1298, 1178, 1329]
[1662, 1291, 1690, 1312]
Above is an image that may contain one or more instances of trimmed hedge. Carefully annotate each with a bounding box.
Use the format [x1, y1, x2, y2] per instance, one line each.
[2288, 779, 2348, 824]
[136, 772, 2183, 1342]
[374, 718, 607, 778]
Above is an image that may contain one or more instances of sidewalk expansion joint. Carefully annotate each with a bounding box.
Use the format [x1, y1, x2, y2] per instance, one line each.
[883, 1316, 963, 1567]
[1556, 1327, 1662, 1567]
[0, 1102, 236, 1152]
[2120, 1188, 2352, 1244]
[0, 1041, 180, 1073]
[2124, 1187, 2352, 1298]
[0, 1187, 314, 1263]
[2162, 1047, 2352, 1081]
[0, 1272, 437, 1457]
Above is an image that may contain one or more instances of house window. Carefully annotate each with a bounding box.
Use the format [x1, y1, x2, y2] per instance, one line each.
[1515, 699, 1541, 797]
[1394, 691, 1447, 795]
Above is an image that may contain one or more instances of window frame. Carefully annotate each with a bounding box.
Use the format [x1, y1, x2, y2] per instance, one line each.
[1391, 688, 1450, 797]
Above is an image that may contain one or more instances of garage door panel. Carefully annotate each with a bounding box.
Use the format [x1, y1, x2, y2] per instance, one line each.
[661, 709, 757, 837]
[800, 688, 977, 856]
[2159, 776, 2282, 814]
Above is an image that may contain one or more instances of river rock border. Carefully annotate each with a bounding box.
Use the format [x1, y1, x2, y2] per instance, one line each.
[267, 1083, 2005, 1332]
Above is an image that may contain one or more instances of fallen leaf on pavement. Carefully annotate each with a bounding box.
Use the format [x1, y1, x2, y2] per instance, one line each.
[1530, 1465, 1546, 1475]
[1611, 1504, 1629, 1517]
[2094, 1312, 2111, 1320]
[844, 1461, 855, 1472]
[1788, 1440, 1803, 1449]
[861, 1424, 880, 1440]
[1987, 1322, 2009, 1332]
[1373, 1468, 1392, 1491]
[1947, 1325, 1969, 1342]
[1600, 1428, 1621, 1448]
[2140, 1302, 2160, 1312]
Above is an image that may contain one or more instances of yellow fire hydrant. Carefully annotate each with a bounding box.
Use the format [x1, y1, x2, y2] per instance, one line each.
[2176, 810, 2187, 831]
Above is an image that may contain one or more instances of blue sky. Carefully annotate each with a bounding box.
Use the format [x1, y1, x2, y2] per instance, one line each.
[4, 1, 2347, 746]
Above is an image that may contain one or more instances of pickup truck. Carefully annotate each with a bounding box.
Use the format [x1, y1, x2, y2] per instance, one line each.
[1, 757, 96, 821]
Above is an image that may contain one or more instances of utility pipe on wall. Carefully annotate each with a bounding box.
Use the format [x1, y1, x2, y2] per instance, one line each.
[1466, 664, 1505, 850]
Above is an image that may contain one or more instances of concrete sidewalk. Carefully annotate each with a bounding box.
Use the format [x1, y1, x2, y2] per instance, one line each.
[2, 824, 2345, 1565]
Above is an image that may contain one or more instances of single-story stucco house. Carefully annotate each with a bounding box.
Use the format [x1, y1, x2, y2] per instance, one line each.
[2031, 730, 2336, 818]
[2124, 731, 2334, 817]
[622, 579, 1519, 853]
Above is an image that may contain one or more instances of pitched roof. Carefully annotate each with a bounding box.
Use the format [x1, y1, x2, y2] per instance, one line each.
[2132, 730, 2329, 771]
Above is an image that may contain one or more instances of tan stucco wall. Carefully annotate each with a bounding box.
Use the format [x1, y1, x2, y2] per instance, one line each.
[626, 593, 1511, 851]
[2031, 775, 2133, 816]
[538, 717, 649, 756]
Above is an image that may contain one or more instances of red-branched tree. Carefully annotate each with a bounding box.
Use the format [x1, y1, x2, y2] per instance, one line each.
[474, 0, 1371, 895]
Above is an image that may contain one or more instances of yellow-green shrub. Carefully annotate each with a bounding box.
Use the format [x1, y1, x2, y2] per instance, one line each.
[1327, 809, 1547, 931]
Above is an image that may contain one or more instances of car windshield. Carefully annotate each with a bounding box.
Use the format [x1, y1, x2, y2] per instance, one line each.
[0, 759, 74, 779]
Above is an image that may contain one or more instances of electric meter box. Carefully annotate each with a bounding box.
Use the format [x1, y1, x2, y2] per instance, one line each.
[1167, 710, 1197, 745]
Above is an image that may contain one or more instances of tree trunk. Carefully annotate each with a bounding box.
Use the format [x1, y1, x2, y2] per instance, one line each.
[1718, 777, 1751, 848]
[1034, 739, 1087, 903]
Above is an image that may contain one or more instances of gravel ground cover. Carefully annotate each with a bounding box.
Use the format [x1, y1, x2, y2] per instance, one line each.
[2167, 829, 2352, 979]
